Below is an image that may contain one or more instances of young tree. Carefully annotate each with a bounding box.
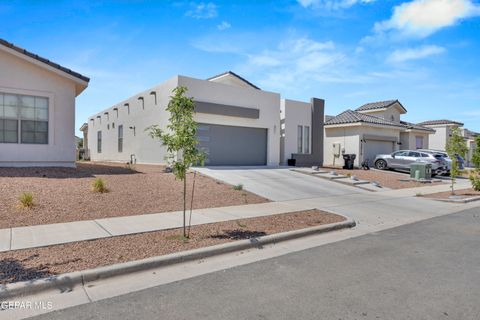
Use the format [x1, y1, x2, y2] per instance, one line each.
[445, 127, 468, 195]
[469, 136, 480, 191]
[147, 86, 205, 238]
[471, 136, 480, 170]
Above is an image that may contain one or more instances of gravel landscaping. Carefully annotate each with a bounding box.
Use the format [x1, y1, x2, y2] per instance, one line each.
[0, 209, 345, 284]
[422, 188, 480, 200]
[0, 162, 268, 229]
[324, 167, 444, 189]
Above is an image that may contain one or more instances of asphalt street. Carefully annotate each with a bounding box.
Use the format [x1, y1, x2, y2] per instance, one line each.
[31, 207, 480, 320]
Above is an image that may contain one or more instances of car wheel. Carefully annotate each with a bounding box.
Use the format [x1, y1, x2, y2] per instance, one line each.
[375, 159, 387, 170]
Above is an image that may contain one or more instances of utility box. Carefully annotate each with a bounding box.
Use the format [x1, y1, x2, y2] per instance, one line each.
[410, 163, 432, 180]
[333, 143, 341, 157]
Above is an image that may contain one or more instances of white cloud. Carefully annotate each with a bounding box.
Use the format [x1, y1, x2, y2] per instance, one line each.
[238, 37, 373, 93]
[217, 21, 231, 30]
[375, 0, 480, 38]
[388, 45, 446, 62]
[298, 0, 376, 10]
[185, 2, 217, 19]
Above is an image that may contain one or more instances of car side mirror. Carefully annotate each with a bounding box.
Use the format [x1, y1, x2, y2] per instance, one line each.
[391, 153, 395, 158]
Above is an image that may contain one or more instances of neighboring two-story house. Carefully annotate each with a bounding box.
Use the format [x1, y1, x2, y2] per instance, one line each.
[324, 100, 434, 167]
[418, 120, 479, 167]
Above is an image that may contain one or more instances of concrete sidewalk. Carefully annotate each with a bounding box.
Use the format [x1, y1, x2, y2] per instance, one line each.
[0, 201, 314, 252]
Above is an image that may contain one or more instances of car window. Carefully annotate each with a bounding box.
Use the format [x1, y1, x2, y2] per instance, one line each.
[420, 153, 429, 157]
[394, 151, 408, 157]
[408, 151, 420, 157]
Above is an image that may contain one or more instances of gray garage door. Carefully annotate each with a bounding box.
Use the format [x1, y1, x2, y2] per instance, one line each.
[364, 139, 394, 164]
[196, 123, 267, 166]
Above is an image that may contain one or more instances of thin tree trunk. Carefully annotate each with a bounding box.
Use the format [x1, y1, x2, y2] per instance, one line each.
[183, 175, 187, 238]
[187, 171, 197, 238]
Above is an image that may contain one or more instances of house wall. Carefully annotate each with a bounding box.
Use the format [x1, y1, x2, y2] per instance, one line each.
[426, 125, 450, 150]
[0, 49, 78, 167]
[87, 75, 282, 166]
[324, 125, 401, 167]
[400, 131, 430, 150]
[362, 107, 402, 123]
[280, 99, 311, 164]
[179, 76, 281, 166]
[324, 126, 361, 167]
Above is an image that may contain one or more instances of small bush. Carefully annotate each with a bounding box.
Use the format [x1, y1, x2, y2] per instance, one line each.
[19, 192, 34, 208]
[469, 172, 480, 191]
[92, 177, 108, 193]
[233, 184, 243, 191]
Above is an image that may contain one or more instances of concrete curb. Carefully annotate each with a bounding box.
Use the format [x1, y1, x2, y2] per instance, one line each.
[433, 196, 480, 203]
[0, 218, 355, 300]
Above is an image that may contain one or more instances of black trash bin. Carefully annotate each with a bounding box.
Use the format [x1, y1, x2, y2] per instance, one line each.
[287, 158, 296, 166]
[342, 154, 356, 170]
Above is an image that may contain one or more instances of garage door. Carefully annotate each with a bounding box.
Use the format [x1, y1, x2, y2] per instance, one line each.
[363, 139, 394, 164]
[196, 123, 267, 166]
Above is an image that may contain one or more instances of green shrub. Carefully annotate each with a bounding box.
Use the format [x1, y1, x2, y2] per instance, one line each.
[92, 177, 108, 193]
[469, 172, 480, 191]
[19, 192, 34, 208]
[233, 184, 243, 191]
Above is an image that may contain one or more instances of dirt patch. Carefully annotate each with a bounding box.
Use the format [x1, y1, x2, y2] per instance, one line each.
[422, 188, 480, 200]
[0, 209, 345, 284]
[0, 162, 268, 229]
[323, 167, 444, 189]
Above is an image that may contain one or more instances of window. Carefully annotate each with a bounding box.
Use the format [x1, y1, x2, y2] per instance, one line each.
[0, 93, 48, 144]
[393, 151, 409, 157]
[415, 136, 424, 149]
[118, 125, 123, 153]
[303, 126, 310, 154]
[97, 131, 102, 153]
[297, 125, 303, 153]
[408, 151, 420, 157]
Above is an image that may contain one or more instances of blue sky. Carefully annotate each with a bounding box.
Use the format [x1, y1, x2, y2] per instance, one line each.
[1, 0, 479, 135]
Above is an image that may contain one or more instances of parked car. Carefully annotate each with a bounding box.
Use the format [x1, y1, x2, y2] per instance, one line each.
[374, 150, 448, 175]
[418, 149, 464, 172]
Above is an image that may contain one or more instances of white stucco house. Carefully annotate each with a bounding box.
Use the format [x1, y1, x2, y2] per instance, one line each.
[418, 119, 479, 167]
[0, 38, 89, 167]
[324, 100, 434, 167]
[82, 71, 324, 166]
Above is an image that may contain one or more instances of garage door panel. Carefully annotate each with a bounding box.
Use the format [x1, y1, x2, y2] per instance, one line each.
[364, 140, 394, 164]
[196, 123, 267, 166]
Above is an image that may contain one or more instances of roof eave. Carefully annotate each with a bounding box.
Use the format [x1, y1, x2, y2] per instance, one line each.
[0, 40, 89, 96]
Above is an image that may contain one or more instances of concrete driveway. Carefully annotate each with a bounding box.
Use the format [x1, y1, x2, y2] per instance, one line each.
[194, 167, 364, 201]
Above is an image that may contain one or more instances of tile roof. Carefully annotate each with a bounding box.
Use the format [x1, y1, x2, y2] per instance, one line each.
[400, 120, 435, 133]
[417, 119, 464, 126]
[207, 71, 260, 90]
[356, 100, 401, 112]
[325, 109, 434, 132]
[0, 38, 89, 83]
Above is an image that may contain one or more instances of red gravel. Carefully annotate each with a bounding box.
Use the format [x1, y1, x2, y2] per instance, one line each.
[423, 188, 480, 199]
[323, 167, 444, 189]
[0, 162, 268, 229]
[0, 209, 345, 284]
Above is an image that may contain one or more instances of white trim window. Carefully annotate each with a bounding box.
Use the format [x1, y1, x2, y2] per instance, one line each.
[0, 92, 49, 144]
[297, 125, 310, 154]
[297, 125, 303, 153]
[415, 136, 424, 149]
[304, 126, 310, 154]
[97, 131, 102, 153]
[118, 125, 123, 153]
